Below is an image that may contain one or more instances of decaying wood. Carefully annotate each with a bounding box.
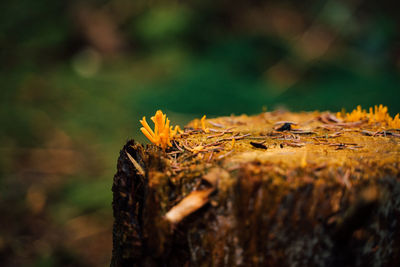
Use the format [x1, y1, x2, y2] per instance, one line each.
[112, 111, 400, 267]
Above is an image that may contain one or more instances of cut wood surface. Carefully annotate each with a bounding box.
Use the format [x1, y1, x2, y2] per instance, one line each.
[112, 111, 400, 267]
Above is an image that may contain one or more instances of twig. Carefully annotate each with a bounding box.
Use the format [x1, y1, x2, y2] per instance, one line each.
[207, 151, 214, 162]
[208, 121, 225, 128]
[173, 140, 184, 152]
[125, 151, 145, 176]
[282, 142, 305, 147]
[217, 133, 251, 142]
[217, 149, 235, 160]
[206, 127, 235, 138]
[167, 151, 182, 155]
[204, 141, 224, 148]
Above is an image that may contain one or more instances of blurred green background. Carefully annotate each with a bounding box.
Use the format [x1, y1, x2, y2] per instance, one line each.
[0, 0, 399, 266]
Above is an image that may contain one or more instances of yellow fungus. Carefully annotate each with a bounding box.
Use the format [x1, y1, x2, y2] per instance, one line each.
[201, 115, 209, 133]
[388, 114, 400, 129]
[368, 104, 390, 123]
[336, 108, 346, 120]
[170, 125, 184, 138]
[140, 110, 182, 149]
[340, 105, 399, 129]
[231, 138, 235, 149]
[345, 105, 368, 122]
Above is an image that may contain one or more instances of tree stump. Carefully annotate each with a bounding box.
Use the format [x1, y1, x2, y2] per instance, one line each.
[111, 111, 400, 267]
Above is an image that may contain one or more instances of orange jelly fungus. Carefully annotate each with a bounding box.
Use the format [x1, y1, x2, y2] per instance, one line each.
[337, 104, 400, 128]
[201, 115, 210, 133]
[140, 110, 183, 149]
[388, 114, 400, 129]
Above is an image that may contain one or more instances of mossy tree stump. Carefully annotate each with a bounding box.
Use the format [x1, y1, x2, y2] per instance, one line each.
[112, 111, 400, 267]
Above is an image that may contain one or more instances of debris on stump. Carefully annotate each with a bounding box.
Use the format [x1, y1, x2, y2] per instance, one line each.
[112, 107, 400, 267]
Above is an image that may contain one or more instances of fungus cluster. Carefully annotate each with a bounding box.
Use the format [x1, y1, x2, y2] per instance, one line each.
[337, 105, 400, 128]
[140, 110, 182, 149]
[140, 110, 211, 149]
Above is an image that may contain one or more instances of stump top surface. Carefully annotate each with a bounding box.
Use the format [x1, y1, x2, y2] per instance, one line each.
[134, 110, 400, 197]
[174, 111, 399, 173]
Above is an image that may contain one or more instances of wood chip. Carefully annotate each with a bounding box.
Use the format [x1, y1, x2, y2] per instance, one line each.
[250, 141, 268, 149]
[318, 113, 342, 124]
[202, 167, 229, 187]
[275, 123, 293, 131]
[165, 189, 213, 224]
